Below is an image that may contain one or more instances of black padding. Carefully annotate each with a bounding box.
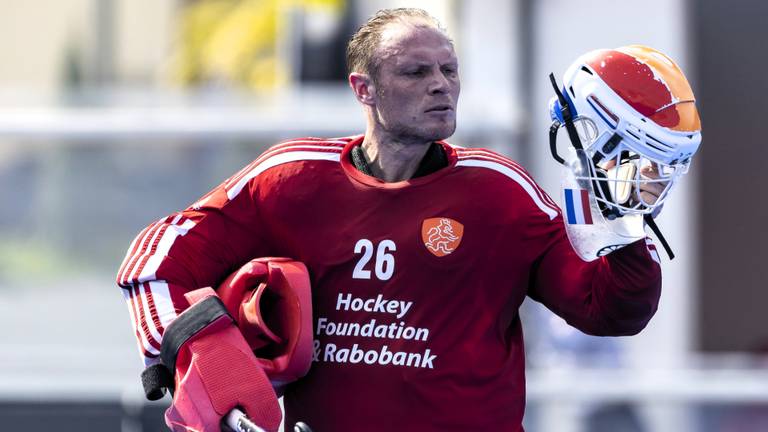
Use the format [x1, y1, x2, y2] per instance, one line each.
[160, 296, 233, 374]
[592, 168, 621, 219]
[591, 151, 605, 166]
[601, 133, 623, 155]
[350, 146, 374, 176]
[593, 168, 614, 200]
[350, 142, 448, 179]
[412, 142, 448, 178]
[141, 363, 174, 401]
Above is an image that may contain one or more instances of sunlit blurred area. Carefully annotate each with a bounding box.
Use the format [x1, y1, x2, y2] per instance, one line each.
[0, 0, 766, 431]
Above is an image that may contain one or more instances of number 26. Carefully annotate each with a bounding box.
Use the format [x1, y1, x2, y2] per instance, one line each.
[352, 239, 396, 281]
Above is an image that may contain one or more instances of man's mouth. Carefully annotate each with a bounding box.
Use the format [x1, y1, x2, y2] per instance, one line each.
[425, 105, 453, 113]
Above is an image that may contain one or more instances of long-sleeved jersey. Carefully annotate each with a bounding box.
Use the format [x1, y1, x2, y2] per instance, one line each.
[117, 135, 662, 431]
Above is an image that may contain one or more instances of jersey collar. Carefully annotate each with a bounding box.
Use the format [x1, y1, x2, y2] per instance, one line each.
[340, 135, 458, 189]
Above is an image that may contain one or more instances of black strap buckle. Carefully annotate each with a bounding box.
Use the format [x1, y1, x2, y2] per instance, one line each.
[141, 363, 174, 401]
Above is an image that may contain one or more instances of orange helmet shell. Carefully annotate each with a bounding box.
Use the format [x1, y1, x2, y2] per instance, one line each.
[583, 45, 700, 132]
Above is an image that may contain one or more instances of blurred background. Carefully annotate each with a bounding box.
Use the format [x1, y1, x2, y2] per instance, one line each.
[0, 0, 766, 431]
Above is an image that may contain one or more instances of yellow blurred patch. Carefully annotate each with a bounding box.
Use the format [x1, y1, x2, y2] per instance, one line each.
[168, 0, 343, 91]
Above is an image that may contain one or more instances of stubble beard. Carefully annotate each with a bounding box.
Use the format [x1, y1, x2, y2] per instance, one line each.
[394, 123, 454, 145]
[373, 81, 457, 145]
[375, 109, 456, 145]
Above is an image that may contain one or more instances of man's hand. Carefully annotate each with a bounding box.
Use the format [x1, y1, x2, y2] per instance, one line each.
[638, 164, 667, 206]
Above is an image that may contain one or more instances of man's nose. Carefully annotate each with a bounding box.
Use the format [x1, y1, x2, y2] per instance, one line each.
[427, 70, 452, 94]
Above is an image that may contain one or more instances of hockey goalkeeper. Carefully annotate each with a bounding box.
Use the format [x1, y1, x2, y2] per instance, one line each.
[116, 8, 701, 432]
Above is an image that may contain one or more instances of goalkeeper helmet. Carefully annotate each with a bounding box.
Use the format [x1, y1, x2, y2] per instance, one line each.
[548, 45, 702, 218]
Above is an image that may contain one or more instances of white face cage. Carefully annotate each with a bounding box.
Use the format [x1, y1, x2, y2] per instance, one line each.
[551, 60, 701, 218]
[569, 115, 691, 218]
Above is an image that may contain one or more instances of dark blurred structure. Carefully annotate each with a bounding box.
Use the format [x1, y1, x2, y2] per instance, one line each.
[694, 0, 768, 353]
[0, 401, 168, 432]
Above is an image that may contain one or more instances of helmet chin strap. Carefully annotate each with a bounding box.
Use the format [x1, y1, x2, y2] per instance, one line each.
[548, 121, 566, 165]
[644, 214, 675, 259]
[549, 73, 584, 152]
[548, 72, 675, 260]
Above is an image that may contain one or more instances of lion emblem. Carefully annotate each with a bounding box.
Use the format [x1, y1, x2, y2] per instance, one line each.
[421, 218, 464, 257]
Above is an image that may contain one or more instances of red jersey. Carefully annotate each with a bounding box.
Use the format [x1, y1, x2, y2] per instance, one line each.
[117, 135, 662, 431]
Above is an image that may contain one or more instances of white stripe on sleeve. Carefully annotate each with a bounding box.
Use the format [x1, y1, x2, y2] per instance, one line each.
[122, 287, 161, 356]
[137, 285, 164, 344]
[136, 219, 197, 283]
[123, 220, 167, 285]
[227, 150, 341, 200]
[457, 159, 559, 220]
[148, 280, 179, 329]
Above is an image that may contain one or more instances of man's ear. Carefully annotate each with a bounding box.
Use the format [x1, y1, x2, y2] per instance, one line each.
[349, 72, 376, 106]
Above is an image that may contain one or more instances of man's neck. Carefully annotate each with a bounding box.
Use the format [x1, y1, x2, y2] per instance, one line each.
[361, 130, 433, 182]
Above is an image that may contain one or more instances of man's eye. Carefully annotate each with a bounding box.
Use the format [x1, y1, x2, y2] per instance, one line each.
[406, 70, 425, 77]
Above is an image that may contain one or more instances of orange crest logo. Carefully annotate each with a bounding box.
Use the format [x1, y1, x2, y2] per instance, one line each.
[422, 217, 464, 257]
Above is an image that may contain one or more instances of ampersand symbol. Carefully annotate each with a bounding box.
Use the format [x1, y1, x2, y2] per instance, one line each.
[312, 339, 321, 362]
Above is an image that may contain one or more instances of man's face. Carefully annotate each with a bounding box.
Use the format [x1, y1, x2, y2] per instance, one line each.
[370, 23, 460, 143]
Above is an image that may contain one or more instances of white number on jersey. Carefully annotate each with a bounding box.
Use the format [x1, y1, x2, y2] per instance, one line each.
[352, 239, 396, 281]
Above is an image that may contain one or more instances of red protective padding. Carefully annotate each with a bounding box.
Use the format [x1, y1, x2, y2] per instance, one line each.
[217, 258, 314, 386]
[164, 288, 282, 432]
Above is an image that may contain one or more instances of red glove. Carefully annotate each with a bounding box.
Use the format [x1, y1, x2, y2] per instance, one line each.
[217, 258, 314, 390]
[162, 287, 282, 432]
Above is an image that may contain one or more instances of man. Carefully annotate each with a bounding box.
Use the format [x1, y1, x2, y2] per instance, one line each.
[118, 8, 683, 432]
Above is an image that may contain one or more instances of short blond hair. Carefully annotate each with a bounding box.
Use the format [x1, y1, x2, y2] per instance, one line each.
[346, 8, 449, 78]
